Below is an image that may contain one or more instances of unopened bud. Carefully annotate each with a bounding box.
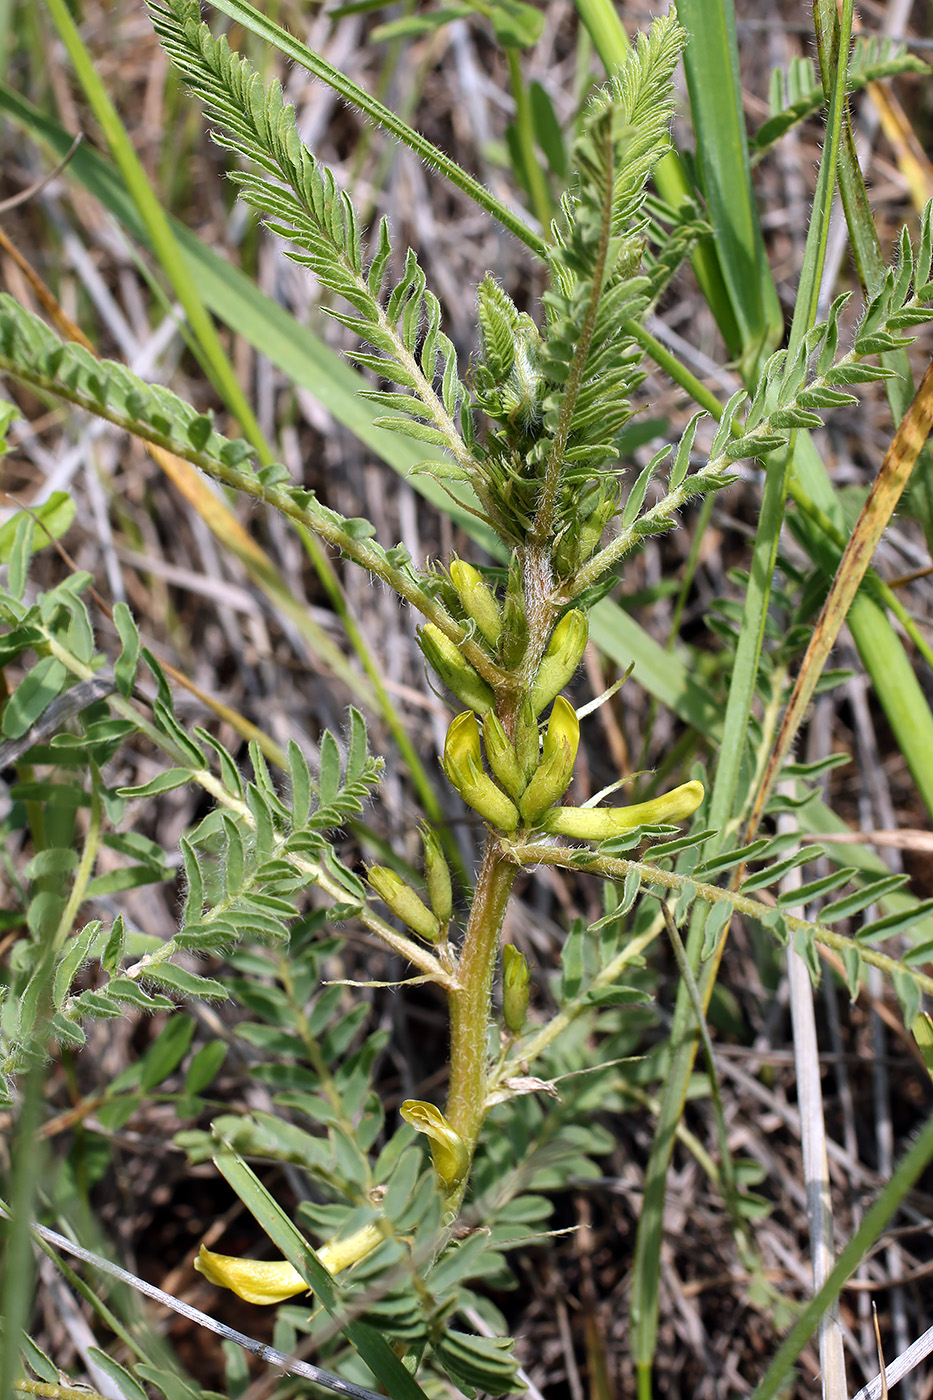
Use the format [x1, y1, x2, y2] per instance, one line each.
[418, 624, 495, 714]
[420, 824, 452, 926]
[541, 780, 705, 840]
[443, 712, 520, 832]
[519, 696, 580, 824]
[576, 493, 617, 566]
[368, 865, 440, 943]
[194, 1222, 383, 1305]
[500, 553, 528, 670]
[502, 943, 530, 1033]
[513, 695, 540, 783]
[482, 713, 525, 798]
[449, 560, 502, 647]
[530, 610, 588, 715]
[400, 1100, 470, 1193]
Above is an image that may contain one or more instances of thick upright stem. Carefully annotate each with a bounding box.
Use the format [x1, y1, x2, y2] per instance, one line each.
[442, 541, 554, 1210]
[445, 837, 518, 1160]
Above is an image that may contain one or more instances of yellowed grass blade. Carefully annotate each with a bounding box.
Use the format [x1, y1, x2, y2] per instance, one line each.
[746, 357, 933, 841]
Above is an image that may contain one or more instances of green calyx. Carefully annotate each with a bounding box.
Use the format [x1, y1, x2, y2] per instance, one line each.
[502, 943, 530, 1033]
[418, 624, 495, 714]
[530, 610, 588, 714]
[482, 713, 526, 799]
[420, 824, 453, 926]
[367, 865, 441, 943]
[519, 696, 580, 824]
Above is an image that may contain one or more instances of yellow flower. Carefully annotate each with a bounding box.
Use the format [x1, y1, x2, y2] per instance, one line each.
[443, 711, 520, 831]
[449, 559, 502, 646]
[542, 780, 704, 839]
[194, 1222, 383, 1305]
[400, 1099, 470, 1192]
[530, 611, 588, 714]
[519, 696, 580, 824]
[195, 1248, 307, 1304]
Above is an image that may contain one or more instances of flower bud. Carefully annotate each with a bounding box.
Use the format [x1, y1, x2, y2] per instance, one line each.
[368, 865, 440, 942]
[530, 610, 588, 715]
[418, 624, 495, 714]
[449, 559, 502, 647]
[400, 1099, 470, 1193]
[577, 493, 617, 563]
[420, 824, 452, 926]
[502, 943, 530, 1033]
[519, 696, 580, 825]
[500, 553, 528, 670]
[482, 713, 525, 799]
[541, 780, 705, 840]
[513, 695, 540, 784]
[555, 490, 618, 575]
[194, 1222, 383, 1305]
[443, 712, 520, 832]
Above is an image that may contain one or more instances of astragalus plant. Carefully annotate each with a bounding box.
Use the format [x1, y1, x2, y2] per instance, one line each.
[3, 0, 933, 1396]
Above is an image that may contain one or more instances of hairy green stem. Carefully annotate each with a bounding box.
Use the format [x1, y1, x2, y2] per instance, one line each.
[504, 840, 933, 997]
[51, 771, 103, 956]
[16, 1383, 112, 1400]
[36, 626, 453, 989]
[445, 837, 518, 1176]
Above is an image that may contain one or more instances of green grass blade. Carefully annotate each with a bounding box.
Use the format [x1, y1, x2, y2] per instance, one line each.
[42, 0, 270, 464]
[0, 1065, 46, 1399]
[630, 7, 854, 1378]
[710, 0, 853, 851]
[588, 602, 722, 738]
[674, 0, 783, 380]
[573, 0, 741, 356]
[749, 1107, 933, 1400]
[213, 1149, 434, 1400]
[813, 0, 933, 549]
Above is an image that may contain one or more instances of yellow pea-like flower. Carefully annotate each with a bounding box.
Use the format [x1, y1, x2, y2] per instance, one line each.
[401, 1099, 470, 1193]
[194, 1222, 383, 1305]
[542, 780, 704, 839]
[449, 559, 502, 646]
[529, 610, 588, 715]
[443, 712, 520, 831]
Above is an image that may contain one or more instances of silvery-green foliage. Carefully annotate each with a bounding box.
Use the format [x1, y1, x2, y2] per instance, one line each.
[5, 8, 933, 1395]
[753, 35, 929, 164]
[574, 217, 933, 591]
[0, 535, 381, 1095]
[149, 0, 475, 472]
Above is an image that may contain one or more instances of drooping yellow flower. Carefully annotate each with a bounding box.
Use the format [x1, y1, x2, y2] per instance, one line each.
[195, 1248, 307, 1305]
[400, 1099, 470, 1193]
[541, 780, 704, 839]
[194, 1221, 383, 1305]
